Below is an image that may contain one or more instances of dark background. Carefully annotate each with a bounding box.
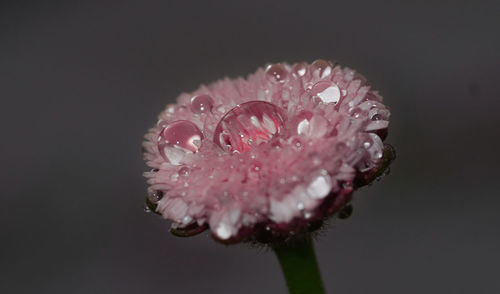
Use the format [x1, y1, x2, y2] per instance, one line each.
[1, 1, 499, 293]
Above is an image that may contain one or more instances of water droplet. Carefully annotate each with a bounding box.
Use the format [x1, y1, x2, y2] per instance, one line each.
[291, 110, 314, 135]
[182, 215, 193, 224]
[297, 202, 305, 211]
[363, 138, 373, 149]
[304, 212, 312, 219]
[338, 204, 353, 219]
[349, 107, 363, 118]
[143, 202, 151, 213]
[158, 120, 204, 162]
[190, 94, 214, 114]
[311, 59, 333, 78]
[250, 162, 262, 172]
[265, 63, 288, 83]
[291, 63, 307, 77]
[304, 82, 314, 91]
[215, 223, 232, 240]
[147, 189, 164, 204]
[178, 166, 190, 177]
[214, 101, 286, 153]
[170, 173, 179, 182]
[311, 81, 341, 104]
[306, 171, 332, 199]
[341, 181, 353, 190]
[291, 138, 303, 150]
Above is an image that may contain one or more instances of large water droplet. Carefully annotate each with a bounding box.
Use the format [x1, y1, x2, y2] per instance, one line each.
[190, 94, 214, 114]
[158, 120, 204, 162]
[214, 101, 286, 153]
[311, 59, 333, 78]
[310, 81, 341, 104]
[265, 64, 288, 83]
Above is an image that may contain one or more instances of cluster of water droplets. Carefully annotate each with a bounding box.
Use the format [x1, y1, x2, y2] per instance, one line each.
[144, 60, 390, 240]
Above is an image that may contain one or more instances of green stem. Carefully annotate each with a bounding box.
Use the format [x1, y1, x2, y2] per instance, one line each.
[273, 236, 326, 294]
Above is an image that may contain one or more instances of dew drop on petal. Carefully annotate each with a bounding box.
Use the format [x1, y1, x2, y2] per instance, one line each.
[311, 81, 341, 104]
[178, 166, 190, 177]
[291, 63, 307, 77]
[341, 181, 353, 191]
[291, 138, 302, 148]
[291, 110, 314, 135]
[214, 101, 286, 153]
[311, 59, 333, 78]
[250, 162, 262, 172]
[363, 136, 374, 149]
[306, 171, 332, 199]
[190, 94, 214, 114]
[147, 189, 164, 204]
[182, 215, 193, 224]
[265, 63, 288, 83]
[216, 223, 232, 240]
[338, 204, 353, 219]
[158, 120, 204, 161]
[349, 107, 363, 118]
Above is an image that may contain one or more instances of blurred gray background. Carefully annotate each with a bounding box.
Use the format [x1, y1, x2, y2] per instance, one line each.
[1, 1, 499, 293]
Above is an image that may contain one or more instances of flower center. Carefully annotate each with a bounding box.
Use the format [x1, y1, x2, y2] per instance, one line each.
[214, 101, 285, 153]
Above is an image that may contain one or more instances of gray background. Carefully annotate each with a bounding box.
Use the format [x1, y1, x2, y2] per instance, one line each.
[1, 0, 499, 293]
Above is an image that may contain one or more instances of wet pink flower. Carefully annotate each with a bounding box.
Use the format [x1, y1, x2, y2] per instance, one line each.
[142, 60, 393, 243]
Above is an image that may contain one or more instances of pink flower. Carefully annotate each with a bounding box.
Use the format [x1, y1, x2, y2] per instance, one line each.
[142, 60, 393, 243]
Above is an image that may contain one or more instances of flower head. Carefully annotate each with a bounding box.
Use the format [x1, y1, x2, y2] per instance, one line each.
[142, 60, 393, 243]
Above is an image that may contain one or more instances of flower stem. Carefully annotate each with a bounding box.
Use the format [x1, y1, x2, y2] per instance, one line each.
[273, 236, 326, 294]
